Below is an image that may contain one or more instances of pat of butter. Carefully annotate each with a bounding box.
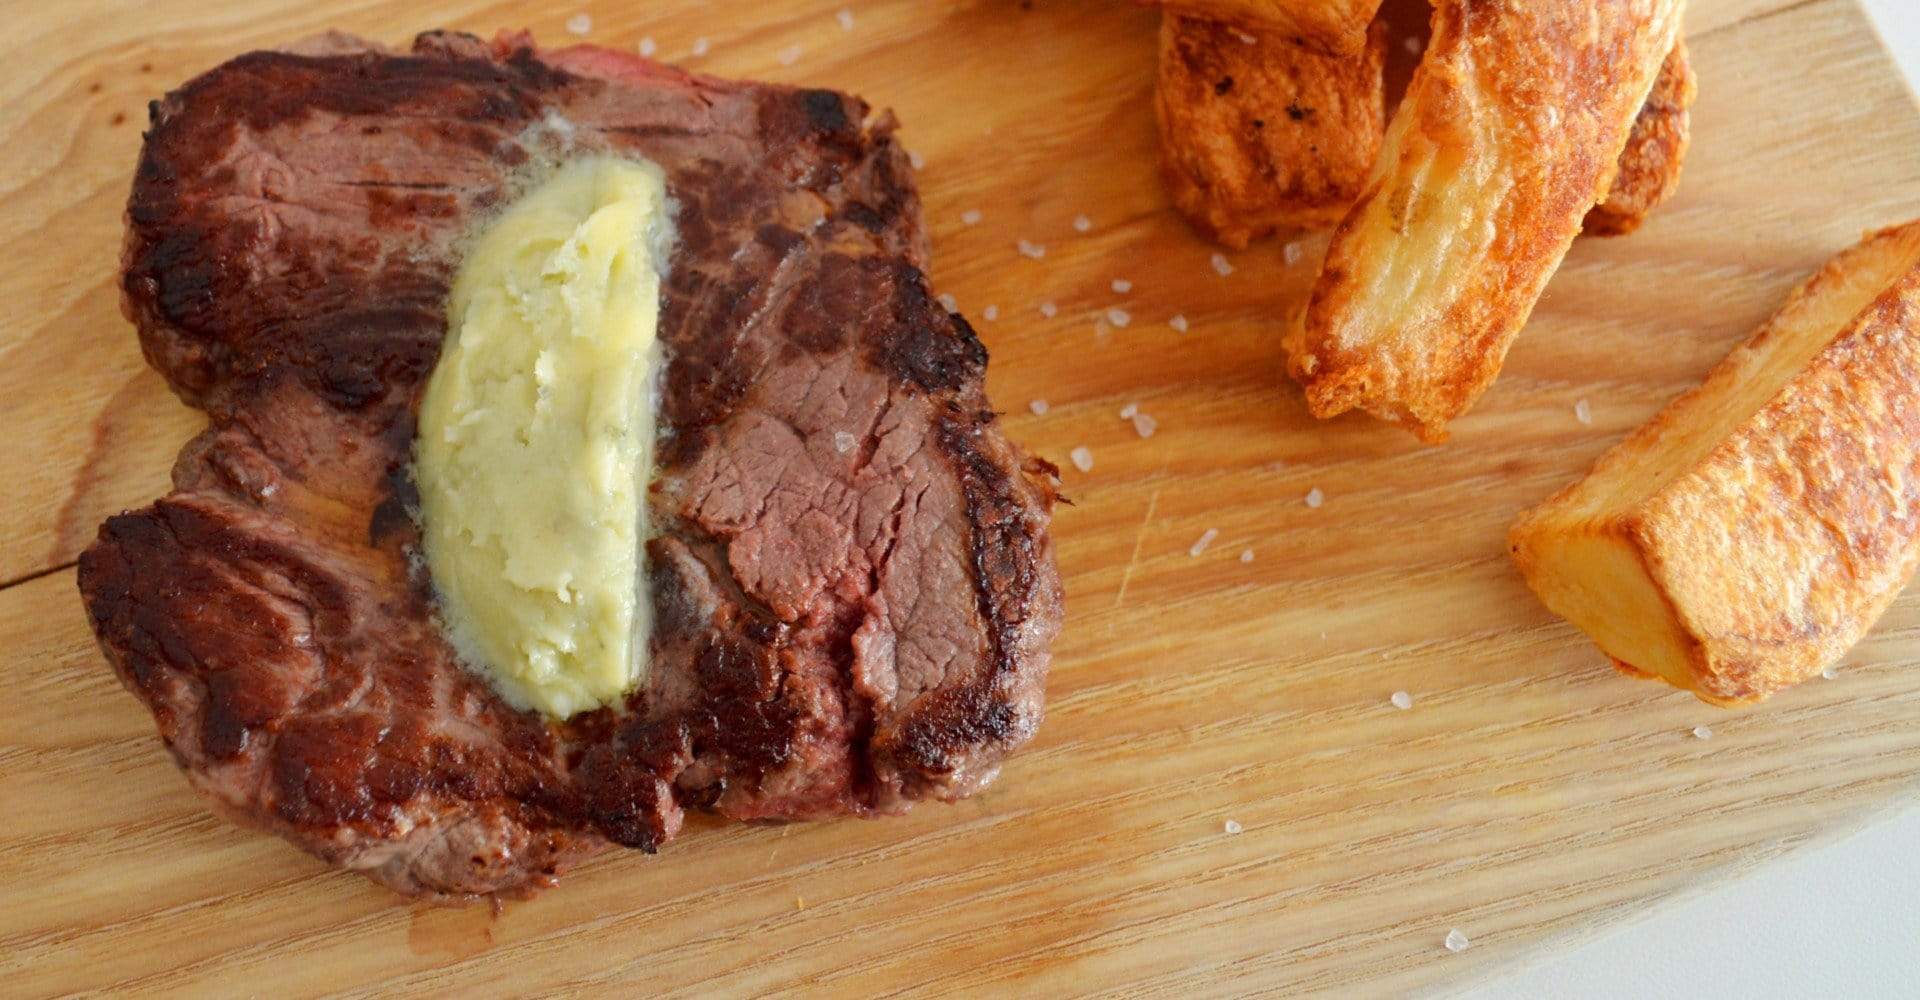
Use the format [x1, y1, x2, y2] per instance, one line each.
[416, 156, 670, 719]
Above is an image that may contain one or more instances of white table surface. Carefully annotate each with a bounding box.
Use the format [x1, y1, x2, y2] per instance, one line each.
[1469, 4, 1920, 996]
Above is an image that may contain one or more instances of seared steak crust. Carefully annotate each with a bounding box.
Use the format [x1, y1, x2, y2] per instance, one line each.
[78, 31, 1062, 900]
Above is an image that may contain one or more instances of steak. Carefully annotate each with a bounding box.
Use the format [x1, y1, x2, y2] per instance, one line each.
[76, 30, 1063, 900]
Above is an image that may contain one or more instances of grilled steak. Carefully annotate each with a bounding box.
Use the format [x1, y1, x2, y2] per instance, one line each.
[76, 30, 1063, 900]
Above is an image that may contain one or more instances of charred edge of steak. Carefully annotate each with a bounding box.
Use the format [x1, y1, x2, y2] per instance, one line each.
[881, 409, 1057, 789]
[78, 492, 613, 901]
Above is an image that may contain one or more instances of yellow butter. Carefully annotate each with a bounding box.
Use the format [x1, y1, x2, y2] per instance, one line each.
[415, 156, 670, 719]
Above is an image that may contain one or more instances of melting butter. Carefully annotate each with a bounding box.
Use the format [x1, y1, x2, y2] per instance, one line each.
[416, 156, 670, 719]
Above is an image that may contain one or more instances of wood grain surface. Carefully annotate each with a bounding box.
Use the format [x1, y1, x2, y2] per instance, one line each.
[5, 0, 1920, 995]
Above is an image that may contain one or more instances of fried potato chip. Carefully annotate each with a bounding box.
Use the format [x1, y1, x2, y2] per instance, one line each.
[1157, 13, 1388, 247]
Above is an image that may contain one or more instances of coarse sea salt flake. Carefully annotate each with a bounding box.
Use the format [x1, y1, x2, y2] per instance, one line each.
[937, 292, 958, 312]
[833, 431, 857, 454]
[1107, 308, 1132, 328]
[1240, 549, 1254, 563]
[1211, 252, 1234, 277]
[1223, 819, 1243, 835]
[638, 36, 657, 57]
[961, 209, 983, 226]
[908, 149, 925, 169]
[1693, 725, 1713, 740]
[1405, 36, 1424, 56]
[1305, 487, 1325, 509]
[983, 304, 1000, 321]
[1018, 239, 1047, 259]
[1119, 402, 1139, 420]
[1575, 398, 1594, 425]
[1069, 446, 1094, 472]
[1190, 528, 1219, 557]
[1029, 399, 1050, 416]
[837, 7, 855, 30]
[1039, 301, 1058, 318]
[1112, 279, 1133, 294]
[778, 44, 803, 66]
[1445, 929, 1471, 953]
[1822, 667, 1840, 680]
[1074, 215, 1093, 233]
[691, 36, 711, 56]
[1391, 691, 1413, 710]
[1132, 412, 1158, 439]
[565, 13, 592, 35]
[1170, 314, 1190, 333]
[1283, 241, 1303, 266]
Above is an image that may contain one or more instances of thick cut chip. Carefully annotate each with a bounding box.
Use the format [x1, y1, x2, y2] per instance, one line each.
[1157, 13, 1388, 247]
[1284, 0, 1686, 442]
[1586, 37, 1697, 237]
[1511, 221, 1920, 706]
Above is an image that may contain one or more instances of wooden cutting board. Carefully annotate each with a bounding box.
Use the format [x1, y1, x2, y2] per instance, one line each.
[6, 0, 1919, 994]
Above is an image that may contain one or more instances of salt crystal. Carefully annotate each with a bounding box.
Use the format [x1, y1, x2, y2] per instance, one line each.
[908, 149, 925, 170]
[1211, 252, 1235, 277]
[565, 13, 592, 35]
[1069, 446, 1094, 472]
[1305, 488, 1325, 509]
[1169, 314, 1190, 333]
[1283, 241, 1303, 266]
[1223, 819, 1243, 835]
[691, 36, 711, 56]
[1404, 36, 1424, 56]
[1822, 667, 1840, 680]
[1235, 31, 1257, 44]
[937, 292, 958, 312]
[1575, 398, 1594, 425]
[1119, 402, 1139, 420]
[833, 431, 856, 454]
[1190, 528, 1219, 557]
[1107, 307, 1132, 328]
[1018, 239, 1047, 259]
[1693, 725, 1713, 740]
[1132, 413, 1158, 439]
[961, 209, 983, 226]
[1391, 691, 1413, 710]
[1111, 279, 1133, 294]
[637, 36, 657, 57]
[1039, 301, 1058, 318]
[1444, 929, 1471, 953]
[982, 304, 999, 321]
[836, 7, 855, 30]
[1029, 399, 1050, 416]
[1240, 549, 1254, 563]
[1073, 215, 1093, 233]
[778, 44, 803, 66]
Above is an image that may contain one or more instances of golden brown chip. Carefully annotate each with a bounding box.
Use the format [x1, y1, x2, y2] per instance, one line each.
[1145, 0, 1386, 55]
[1156, 14, 1388, 248]
[1283, 0, 1687, 443]
[1586, 37, 1698, 237]
[1511, 220, 1920, 705]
